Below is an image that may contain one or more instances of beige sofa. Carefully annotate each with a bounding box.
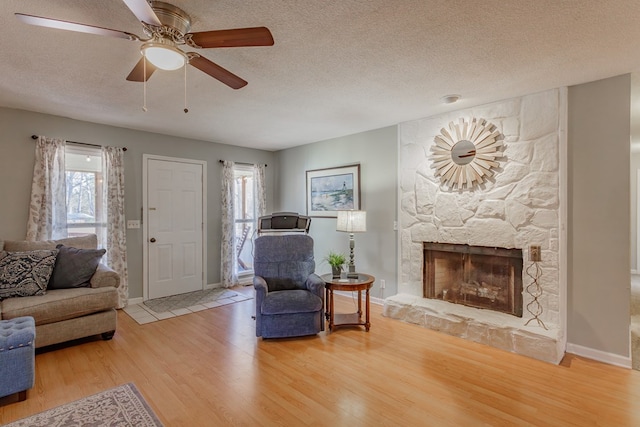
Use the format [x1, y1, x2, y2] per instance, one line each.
[0, 234, 120, 348]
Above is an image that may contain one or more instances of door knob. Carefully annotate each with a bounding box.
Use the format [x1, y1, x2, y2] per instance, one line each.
[150, 238, 156, 243]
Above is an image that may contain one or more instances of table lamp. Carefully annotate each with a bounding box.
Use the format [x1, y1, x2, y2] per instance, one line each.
[336, 210, 366, 278]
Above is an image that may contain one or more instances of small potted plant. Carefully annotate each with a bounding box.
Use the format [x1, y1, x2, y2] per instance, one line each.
[325, 251, 346, 279]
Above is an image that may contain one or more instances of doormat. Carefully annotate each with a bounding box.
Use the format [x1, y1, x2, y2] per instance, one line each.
[123, 288, 252, 324]
[144, 288, 242, 312]
[4, 383, 163, 427]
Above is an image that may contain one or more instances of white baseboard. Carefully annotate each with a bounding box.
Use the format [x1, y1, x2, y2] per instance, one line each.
[632, 269, 638, 275]
[333, 290, 384, 306]
[127, 297, 143, 305]
[370, 296, 384, 306]
[566, 342, 632, 369]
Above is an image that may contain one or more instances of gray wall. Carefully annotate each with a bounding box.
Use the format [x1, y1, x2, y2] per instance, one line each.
[274, 126, 398, 298]
[0, 107, 275, 299]
[631, 73, 640, 272]
[567, 74, 631, 356]
[1, 73, 634, 360]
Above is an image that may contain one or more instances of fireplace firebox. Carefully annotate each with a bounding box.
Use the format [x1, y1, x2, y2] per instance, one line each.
[423, 243, 523, 317]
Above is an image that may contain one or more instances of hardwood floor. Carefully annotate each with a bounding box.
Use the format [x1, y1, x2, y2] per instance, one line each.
[2, 286, 640, 426]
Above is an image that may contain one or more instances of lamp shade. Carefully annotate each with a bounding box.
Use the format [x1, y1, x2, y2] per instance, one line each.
[336, 210, 366, 233]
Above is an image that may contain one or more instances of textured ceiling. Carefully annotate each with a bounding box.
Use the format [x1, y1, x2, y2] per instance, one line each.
[2, 1, 640, 151]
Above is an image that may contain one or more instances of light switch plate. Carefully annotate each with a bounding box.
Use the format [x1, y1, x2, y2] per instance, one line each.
[127, 220, 140, 229]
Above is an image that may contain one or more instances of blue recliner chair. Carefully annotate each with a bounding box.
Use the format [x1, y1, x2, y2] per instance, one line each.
[253, 234, 325, 338]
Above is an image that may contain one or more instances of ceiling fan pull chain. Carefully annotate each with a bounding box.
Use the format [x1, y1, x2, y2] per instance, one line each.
[142, 57, 148, 112]
[184, 64, 189, 114]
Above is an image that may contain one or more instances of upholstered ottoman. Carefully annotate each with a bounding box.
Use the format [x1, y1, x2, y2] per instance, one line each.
[0, 316, 35, 403]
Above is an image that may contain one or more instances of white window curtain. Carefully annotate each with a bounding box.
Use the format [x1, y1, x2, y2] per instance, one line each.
[220, 161, 267, 288]
[220, 161, 237, 287]
[26, 136, 68, 241]
[26, 136, 129, 308]
[100, 146, 129, 308]
[254, 163, 267, 220]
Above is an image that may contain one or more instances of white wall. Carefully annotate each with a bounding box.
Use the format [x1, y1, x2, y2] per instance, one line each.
[398, 88, 565, 329]
[0, 107, 276, 299]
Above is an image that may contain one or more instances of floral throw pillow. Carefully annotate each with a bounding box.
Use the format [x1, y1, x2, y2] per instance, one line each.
[0, 249, 58, 299]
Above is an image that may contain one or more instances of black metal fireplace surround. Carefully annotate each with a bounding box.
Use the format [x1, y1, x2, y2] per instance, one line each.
[423, 242, 523, 317]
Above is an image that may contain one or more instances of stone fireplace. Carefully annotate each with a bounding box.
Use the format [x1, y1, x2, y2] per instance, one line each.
[423, 243, 523, 317]
[384, 88, 566, 364]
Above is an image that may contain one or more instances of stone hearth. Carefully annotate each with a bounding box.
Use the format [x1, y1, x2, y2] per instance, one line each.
[389, 88, 566, 364]
[383, 295, 563, 364]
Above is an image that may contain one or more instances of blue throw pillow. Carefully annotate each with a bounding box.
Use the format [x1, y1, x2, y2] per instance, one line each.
[0, 249, 58, 299]
[48, 244, 106, 289]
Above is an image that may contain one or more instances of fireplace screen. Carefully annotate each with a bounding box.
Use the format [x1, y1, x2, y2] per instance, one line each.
[423, 243, 523, 317]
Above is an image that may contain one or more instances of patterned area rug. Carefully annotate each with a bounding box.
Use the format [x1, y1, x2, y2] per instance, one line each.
[4, 383, 162, 427]
[143, 288, 240, 313]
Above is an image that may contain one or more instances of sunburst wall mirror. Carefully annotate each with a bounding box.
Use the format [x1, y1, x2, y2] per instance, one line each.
[429, 117, 504, 190]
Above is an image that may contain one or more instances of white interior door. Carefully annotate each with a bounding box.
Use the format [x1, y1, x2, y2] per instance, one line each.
[147, 158, 204, 299]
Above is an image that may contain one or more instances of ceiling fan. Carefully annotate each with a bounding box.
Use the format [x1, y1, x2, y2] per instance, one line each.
[15, 0, 274, 89]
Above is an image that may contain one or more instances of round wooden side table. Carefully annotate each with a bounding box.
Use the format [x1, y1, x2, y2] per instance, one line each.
[322, 273, 375, 332]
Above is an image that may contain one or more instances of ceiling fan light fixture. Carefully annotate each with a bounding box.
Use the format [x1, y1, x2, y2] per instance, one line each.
[16, 1, 274, 89]
[141, 41, 186, 70]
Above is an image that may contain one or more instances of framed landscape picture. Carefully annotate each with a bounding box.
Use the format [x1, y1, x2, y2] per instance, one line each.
[306, 164, 360, 217]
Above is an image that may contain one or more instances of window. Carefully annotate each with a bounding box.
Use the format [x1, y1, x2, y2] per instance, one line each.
[234, 165, 256, 276]
[64, 146, 103, 237]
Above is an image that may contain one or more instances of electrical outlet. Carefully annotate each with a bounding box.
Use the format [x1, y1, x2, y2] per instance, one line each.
[530, 245, 541, 262]
[380, 279, 386, 289]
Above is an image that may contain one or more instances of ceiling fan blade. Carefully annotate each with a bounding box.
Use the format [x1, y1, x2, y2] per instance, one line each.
[186, 27, 274, 48]
[188, 54, 247, 89]
[121, 0, 162, 26]
[126, 57, 157, 82]
[15, 13, 139, 40]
